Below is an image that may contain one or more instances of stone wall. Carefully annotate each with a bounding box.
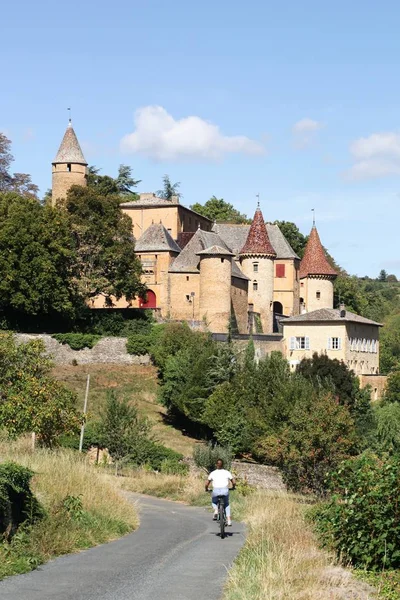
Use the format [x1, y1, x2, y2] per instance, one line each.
[359, 374, 387, 401]
[15, 334, 150, 366]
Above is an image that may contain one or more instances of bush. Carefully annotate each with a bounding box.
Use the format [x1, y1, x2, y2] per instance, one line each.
[160, 458, 189, 476]
[258, 392, 357, 495]
[126, 334, 152, 356]
[193, 443, 233, 473]
[0, 462, 43, 539]
[311, 453, 400, 569]
[141, 441, 184, 471]
[373, 402, 400, 455]
[59, 422, 103, 452]
[52, 333, 101, 350]
[77, 309, 153, 337]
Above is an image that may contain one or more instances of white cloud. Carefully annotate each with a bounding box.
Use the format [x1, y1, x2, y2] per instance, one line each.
[120, 106, 265, 161]
[292, 118, 324, 149]
[347, 132, 400, 180]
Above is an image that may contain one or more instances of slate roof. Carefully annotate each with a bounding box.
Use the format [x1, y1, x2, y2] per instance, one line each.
[282, 308, 382, 327]
[53, 121, 87, 164]
[135, 223, 181, 253]
[299, 226, 338, 279]
[169, 229, 248, 280]
[212, 223, 299, 259]
[196, 245, 234, 257]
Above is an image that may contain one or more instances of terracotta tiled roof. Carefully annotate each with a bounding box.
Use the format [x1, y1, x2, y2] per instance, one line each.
[299, 226, 338, 279]
[239, 207, 276, 256]
[213, 223, 299, 259]
[282, 308, 382, 327]
[53, 121, 87, 164]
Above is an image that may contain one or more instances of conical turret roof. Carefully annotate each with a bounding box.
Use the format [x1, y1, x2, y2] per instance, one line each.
[299, 226, 338, 279]
[239, 206, 276, 256]
[53, 121, 87, 164]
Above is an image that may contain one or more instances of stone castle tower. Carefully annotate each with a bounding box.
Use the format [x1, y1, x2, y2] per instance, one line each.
[299, 225, 338, 312]
[197, 245, 234, 333]
[239, 206, 276, 333]
[52, 120, 87, 204]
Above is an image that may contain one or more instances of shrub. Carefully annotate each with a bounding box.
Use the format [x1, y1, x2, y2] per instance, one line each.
[193, 443, 233, 473]
[126, 334, 152, 356]
[373, 402, 400, 455]
[0, 462, 43, 539]
[0, 335, 81, 446]
[258, 392, 357, 495]
[311, 453, 400, 569]
[52, 333, 101, 350]
[160, 458, 189, 476]
[141, 441, 184, 471]
[59, 422, 103, 452]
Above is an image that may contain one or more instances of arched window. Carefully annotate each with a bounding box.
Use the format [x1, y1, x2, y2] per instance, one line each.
[253, 281, 258, 291]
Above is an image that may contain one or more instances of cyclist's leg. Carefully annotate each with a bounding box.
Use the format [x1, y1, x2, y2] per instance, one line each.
[224, 492, 232, 525]
[211, 491, 219, 519]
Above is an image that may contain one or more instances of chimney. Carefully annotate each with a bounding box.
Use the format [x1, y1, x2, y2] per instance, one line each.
[340, 303, 346, 318]
[171, 195, 180, 204]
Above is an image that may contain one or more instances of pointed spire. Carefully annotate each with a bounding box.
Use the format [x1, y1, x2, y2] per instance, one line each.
[239, 206, 276, 256]
[299, 226, 338, 279]
[53, 121, 87, 164]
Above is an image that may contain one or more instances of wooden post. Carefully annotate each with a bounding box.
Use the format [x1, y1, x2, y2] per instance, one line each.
[31, 432, 36, 452]
[79, 374, 90, 453]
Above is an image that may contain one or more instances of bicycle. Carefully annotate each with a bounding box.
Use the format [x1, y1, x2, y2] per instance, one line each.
[207, 489, 235, 539]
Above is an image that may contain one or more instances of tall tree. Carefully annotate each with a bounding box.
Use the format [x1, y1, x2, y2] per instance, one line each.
[64, 185, 146, 304]
[191, 196, 250, 224]
[0, 192, 79, 322]
[157, 174, 181, 200]
[87, 165, 140, 198]
[0, 133, 38, 199]
[378, 269, 388, 282]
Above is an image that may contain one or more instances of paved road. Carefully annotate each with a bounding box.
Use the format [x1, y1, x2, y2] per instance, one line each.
[0, 494, 245, 600]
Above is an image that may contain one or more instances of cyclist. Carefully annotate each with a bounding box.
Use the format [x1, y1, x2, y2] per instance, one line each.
[205, 459, 236, 526]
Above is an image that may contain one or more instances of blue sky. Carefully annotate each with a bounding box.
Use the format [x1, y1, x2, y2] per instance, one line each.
[2, 0, 399, 276]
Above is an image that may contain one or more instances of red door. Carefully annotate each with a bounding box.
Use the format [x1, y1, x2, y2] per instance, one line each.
[139, 290, 157, 309]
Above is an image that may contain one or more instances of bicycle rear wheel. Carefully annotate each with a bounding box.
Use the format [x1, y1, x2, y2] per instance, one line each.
[219, 501, 225, 539]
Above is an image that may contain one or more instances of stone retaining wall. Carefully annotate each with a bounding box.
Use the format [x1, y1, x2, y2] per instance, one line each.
[15, 334, 150, 366]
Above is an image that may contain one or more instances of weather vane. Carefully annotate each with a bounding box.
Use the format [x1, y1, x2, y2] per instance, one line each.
[67, 107, 72, 123]
[256, 193, 260, 208]
[311, 208, 316, 227]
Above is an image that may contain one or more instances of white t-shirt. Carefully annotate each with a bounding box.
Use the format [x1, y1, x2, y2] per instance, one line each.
[208, 469, 233, 489]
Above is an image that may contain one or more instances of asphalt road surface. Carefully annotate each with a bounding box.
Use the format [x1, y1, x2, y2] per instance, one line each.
[0, 494, 245, 600]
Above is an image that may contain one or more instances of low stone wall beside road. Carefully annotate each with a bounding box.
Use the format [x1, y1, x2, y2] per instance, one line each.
[15, 334, 150, 366]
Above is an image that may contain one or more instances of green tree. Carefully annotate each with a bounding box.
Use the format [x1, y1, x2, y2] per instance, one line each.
[191, 196, 250, 224]
[0, 335, 80, 446]
[334, 276, 368, 314]
[0, 192, 79, 323]
[64, 185, 146, 305]
[87, 165, 140, 198]
[0, 133, 38, 199]
[274, 221, 307, 257]
[156, 174, 181, 200]
[259, 391, 357, 494]
[98, 391, 152, 471]
[383, 370, 400, 404]
[378, 269, 388, 282]
[374, 402, 400, 455]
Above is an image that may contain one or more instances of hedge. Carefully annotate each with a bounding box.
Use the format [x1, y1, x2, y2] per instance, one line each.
[0, 462, 43, 539]
[52, 333, 101, 350]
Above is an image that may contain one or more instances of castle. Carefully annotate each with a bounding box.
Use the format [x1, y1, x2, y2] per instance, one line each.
[51, 121, 384, 388]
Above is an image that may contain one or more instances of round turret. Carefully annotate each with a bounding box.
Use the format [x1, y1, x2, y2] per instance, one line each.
[52, 121, 88, 204]
[197, 246, 233, 333]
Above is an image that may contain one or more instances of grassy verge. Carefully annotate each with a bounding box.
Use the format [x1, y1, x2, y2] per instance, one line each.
[0, 437, 138, 580]
[355, 571, 400, 600]
[52, 364, 198, 456]
[223, 491, 376, 600]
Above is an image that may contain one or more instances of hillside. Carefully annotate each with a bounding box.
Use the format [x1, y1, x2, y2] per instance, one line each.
[52, 364, 198, 456]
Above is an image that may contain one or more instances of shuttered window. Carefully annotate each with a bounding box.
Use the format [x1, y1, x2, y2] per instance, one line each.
[276, 264, 286, 278]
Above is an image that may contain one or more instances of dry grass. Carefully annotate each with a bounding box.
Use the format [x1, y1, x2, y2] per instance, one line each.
[119, 469, 209, 506]
[0, 436, 138, 578]
[52, 364, 199, 456]
[224, 491, 376, 600]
